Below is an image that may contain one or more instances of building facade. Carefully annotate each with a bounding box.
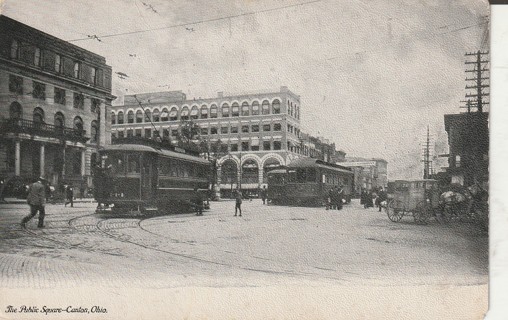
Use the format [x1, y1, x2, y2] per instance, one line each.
[110, 87, 342, 196]
[0, 15, 115, 195]
[340, 158, 388, 195]
[443, 111, 489, 188]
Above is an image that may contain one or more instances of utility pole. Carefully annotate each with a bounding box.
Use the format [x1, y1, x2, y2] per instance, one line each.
[422, 126, 432, 179]
[462, 50, 489, 113]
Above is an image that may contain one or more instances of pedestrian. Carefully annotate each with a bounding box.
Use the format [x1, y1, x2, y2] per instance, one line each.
[377, 187, 387, 212]
[65, 184, 74, 207]
[234, 188, 242, 217]
[337, 185, 344, 210]
[80, 184, 85, 199]
[21, 177, 46, 229]
[260, 185, 267, 204]
[327, 187, 336, 210]
[194, 187, 204, 216]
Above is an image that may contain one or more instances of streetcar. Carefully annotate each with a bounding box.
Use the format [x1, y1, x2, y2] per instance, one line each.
[266, 158, 354, 206]
[93, 138, 211, 214]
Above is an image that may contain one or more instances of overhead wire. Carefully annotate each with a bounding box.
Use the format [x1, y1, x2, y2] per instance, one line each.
[67, 0, 322, 42]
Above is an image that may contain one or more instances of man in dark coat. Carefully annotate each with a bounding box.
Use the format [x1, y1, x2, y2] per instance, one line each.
[336, 185, 344, 210]
[260, 186, 268, 204]
[21, 178, 46, 228]
[234, 188, 243, 217]
[65, 184, 74, 207]
[194, 188, 204, 216]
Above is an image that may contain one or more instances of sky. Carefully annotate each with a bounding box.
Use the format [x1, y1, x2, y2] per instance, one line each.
[1, 0, 490, 179]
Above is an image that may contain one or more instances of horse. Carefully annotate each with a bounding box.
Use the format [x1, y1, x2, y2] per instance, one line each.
[438, 183, 488, 222]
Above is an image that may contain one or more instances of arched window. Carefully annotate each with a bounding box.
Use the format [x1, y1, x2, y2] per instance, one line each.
[9, 102, 22, 120]
[127, 110, 134, 123]
[144, 110, 151, 122]
[180, 107, 190, 120]
[169, 107, 178, 121]
[11, 39, 19, 59]
[242, 159, 259, 184]
[200, 105, 208, 119]
[272, 99, 281, 114]
[290, 102, 293, 116]
[161, 108, 169, 122]
[117, 111, 124, 124]
[221, 103, 230, 117]
[54, 112, 65, 128]
[33, 107, 45, 123]
[91, 120, 99, 143]
[262, 100, 270, 115]
[190, 105, 199, 120]
[210, 104, 218, 118]
[231, 103, 240, 117]
[136, 110, 143, 123]
[152, 109, 160, 122]
[241, 102, 249, 116]
[73, 116, 83, 132]
[252, 101, 259, 115]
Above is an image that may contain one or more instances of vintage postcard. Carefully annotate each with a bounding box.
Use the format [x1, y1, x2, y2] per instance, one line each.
[0, 0, 503, 319]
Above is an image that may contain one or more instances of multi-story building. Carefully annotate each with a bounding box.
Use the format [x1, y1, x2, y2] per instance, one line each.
[0, 15, 115, 195]
[340, 158, 388, 195]
[110, 86, 341, 196]
[443, 111, 489, 188]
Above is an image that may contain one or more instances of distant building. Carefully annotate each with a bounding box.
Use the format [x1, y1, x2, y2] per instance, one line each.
[340, 158, 388, 194]
[0, 15, 115, 193]
[110, 87, 343, 197]
[443, 112, 488, 188]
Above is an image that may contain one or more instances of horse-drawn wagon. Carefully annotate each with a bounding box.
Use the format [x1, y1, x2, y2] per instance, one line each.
[385, 179, 440, 224]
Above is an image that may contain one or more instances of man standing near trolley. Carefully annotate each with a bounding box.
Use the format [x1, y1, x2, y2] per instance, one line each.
[21, 177, 46, 229]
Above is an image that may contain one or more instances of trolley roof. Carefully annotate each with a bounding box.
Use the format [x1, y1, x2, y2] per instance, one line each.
[287, 158, 353, 174]
[101, 144, 210, 164]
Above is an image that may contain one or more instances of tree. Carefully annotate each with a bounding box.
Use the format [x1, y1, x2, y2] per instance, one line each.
[176, 119, 200, 151]
[199, 138, 228, 200]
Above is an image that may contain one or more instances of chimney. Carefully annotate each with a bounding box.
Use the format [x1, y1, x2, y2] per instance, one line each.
[217, 91, 223, 98]
[280, 86, 288, 92]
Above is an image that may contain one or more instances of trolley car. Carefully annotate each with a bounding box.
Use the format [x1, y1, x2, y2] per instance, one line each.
[93, 139, 210, 214]
[385, 179, 440, 224]
[266, 158, 354, 206]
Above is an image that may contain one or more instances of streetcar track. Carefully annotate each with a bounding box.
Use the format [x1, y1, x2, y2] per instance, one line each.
[97, 215, 351, 282]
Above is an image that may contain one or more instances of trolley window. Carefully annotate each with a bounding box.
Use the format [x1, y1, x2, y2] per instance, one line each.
[296, 169, 307, 183]
[107, 152, 125, 175]
[268, 173, 285, 185]
[287, 170, 297, 183]
[127, 154, 140, 174]
[306, 168, 317, 182]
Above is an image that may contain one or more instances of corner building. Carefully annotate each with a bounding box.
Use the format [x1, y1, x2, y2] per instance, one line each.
[111, 87, 341, 197]
[0, 16, 115, 194]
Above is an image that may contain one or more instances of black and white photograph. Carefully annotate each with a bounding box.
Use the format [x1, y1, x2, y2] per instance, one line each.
[0, 0, 506, 319]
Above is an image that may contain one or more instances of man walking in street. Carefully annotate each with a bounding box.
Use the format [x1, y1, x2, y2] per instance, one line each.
[337, 185, 344, 210]
[260, 185, 268, 205]
[21, 177, 46, 229]
[194, 187, 204, 216]
[234, 188, 243, 217]
[65, 184, 74, 207]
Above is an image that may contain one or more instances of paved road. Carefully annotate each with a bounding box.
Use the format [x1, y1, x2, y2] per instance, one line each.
[0, 199, 488, 289]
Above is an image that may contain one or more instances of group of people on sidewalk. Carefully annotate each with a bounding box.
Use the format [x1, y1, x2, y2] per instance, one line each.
[360, 187, 388, 212]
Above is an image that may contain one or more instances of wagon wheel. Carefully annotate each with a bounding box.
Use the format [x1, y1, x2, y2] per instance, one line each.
[386, 200, 404, 222]
[414, 201, 433, 224]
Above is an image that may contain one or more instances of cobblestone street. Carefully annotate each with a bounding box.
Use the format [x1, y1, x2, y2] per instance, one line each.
[0, 199, 488, 319]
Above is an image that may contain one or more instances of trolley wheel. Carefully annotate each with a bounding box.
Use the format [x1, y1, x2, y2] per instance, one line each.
[414, 201, 433, 224]
[386, 200, 404, 222]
